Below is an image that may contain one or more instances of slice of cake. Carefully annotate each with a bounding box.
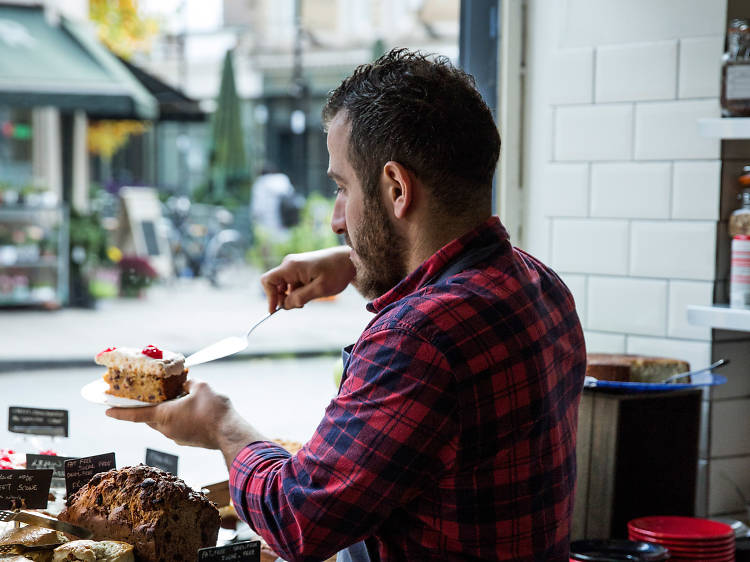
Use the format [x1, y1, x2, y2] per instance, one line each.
[586, 353, 690, 384]
[95, 345, 187, 403]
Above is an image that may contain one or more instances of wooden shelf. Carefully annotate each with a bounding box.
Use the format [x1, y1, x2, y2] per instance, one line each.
[687, 303, 750, 332]
[697, 117, 750, 139]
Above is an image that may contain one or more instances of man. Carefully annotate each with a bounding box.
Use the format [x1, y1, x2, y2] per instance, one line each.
[108, 49, 586, 561]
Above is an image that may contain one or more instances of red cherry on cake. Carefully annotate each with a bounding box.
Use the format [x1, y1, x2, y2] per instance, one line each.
[96, 347, 117, 358]
[142, 345, 163, 359]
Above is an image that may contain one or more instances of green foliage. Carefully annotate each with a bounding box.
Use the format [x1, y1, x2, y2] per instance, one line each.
[69, 210, 111, 268]
[248, 193, 339, 270]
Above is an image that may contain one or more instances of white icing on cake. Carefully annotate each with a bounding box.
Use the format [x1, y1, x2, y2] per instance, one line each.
[95, 347, 185, 378]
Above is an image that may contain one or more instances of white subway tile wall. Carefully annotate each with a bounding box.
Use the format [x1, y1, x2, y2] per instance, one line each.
[554, 104, 634, 161]
[630, 220, 717, 280]
[634, 100, 721, 160]
[590, 162, 671, 218]
[711, 399, 750, 458]
[595, 41, 677, 103]
[551, 219, 629, 275]
[543, 163, 589, 217]
[583, 331, 626, 354]
[667, 281, 714, 340]
[550, 48, 594, 105]
[560, 0, 726, 48]
[530, 0, 733, 517]
[672, 161, 721, 220]
[587, 276, 668, 336]
[678, 36, 724, 99]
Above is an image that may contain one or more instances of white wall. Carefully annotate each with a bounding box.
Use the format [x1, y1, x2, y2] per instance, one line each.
[524, 0, 724, 365]
[522, 0, 735, 517]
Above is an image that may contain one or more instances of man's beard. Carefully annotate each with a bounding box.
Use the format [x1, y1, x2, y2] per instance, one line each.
[347, 195, 407, 300]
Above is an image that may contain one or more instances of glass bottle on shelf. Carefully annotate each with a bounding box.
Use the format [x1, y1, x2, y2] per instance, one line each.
[729, 168, 750, 237]
[721, 18, 750, 117]
[730, 167, 750, 308]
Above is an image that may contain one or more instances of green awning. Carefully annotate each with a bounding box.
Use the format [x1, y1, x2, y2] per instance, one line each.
[0, 4, 158, 119]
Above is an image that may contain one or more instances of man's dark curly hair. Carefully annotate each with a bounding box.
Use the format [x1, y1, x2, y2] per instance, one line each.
[323, 48, 501, 213]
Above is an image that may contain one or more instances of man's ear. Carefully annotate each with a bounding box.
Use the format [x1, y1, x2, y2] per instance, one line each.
[382, 161, 414, 219]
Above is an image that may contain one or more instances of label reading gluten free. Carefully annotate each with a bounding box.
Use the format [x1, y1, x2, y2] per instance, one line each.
[64, 453, 115, 497]
[0, 469, 53, 509]
[198, 540, 260, 562]
[145, 448, 178, 475]
[26, 454, 77, 480]
[8, 406, 69, 437]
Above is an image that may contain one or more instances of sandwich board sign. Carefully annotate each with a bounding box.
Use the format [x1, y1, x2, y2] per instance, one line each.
[117, 187, 173, 279]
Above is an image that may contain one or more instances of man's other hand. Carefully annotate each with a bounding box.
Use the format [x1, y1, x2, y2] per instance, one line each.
[260, 246, 355, 313]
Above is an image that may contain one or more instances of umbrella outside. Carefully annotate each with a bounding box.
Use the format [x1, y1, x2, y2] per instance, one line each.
[208, 48, 249, 205]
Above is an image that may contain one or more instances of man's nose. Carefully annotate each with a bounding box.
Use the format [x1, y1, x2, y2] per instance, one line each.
[331, 197, 346, 235]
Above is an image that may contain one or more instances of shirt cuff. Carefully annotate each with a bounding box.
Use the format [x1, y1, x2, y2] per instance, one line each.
[228, 441, 292, 524]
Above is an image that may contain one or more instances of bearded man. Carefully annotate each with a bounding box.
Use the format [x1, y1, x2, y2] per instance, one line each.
[108, 49, 586, 562]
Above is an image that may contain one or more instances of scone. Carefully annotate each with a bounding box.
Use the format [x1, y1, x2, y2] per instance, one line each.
[58, 466, 219, 562]
[52, 541, 133, 562]
[94, 346, 187, 403]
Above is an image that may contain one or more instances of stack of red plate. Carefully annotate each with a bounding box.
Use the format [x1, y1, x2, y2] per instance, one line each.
[628, 516, 736, 561]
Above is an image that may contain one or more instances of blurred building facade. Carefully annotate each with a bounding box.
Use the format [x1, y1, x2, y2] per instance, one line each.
[138, 0, 459, 196]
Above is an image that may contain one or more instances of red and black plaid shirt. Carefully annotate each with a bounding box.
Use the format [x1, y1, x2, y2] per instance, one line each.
[230, 217, 586, 561]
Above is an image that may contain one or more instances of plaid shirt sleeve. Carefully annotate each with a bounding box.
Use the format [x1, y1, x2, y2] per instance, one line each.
[229, 325, 458, 562]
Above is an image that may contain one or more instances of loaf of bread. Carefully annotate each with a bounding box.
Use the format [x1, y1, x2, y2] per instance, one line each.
[52, 540, 133, 562]
[58, 466, 219, 562]
[586, 353, 690, 383]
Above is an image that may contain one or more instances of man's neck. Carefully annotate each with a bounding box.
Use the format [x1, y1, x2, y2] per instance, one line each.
[404, 213, 492, 273]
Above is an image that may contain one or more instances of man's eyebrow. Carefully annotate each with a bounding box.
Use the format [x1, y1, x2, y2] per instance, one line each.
[327, 170, 345, 183]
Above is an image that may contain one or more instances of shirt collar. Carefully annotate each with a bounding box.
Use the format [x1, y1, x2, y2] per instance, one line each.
[367, 216, 509, 313]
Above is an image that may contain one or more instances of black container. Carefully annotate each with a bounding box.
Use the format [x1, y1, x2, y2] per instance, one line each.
[570, 539, 670, 561]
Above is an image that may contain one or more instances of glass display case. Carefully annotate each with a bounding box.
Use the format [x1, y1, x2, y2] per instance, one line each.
[0, 205, 68, 307]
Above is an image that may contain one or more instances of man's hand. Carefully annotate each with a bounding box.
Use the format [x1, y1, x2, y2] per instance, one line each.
[106, 380, 265, 468]
[260, 246, 356, 313]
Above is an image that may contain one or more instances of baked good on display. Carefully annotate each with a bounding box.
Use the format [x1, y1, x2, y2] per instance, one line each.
[586, 353, 690, 383]
[52, 540, 134, 562]
[0, 526, 68, 562]
[58, 466, 219, 562]
[94, 346, 187, 403]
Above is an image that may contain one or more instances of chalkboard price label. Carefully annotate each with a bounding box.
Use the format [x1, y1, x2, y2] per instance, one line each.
[0, 469, 53, 509]
[64, 453, 116, 497]
[145, 448, 178, 475]
[198, 541, 260, 562]
[26, 454, 77, 480]
[8, 407, 69, 437]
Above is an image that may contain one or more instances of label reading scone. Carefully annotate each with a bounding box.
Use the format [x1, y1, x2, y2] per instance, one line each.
[198, 540, 260, 562]
[0, 468, 53, 509]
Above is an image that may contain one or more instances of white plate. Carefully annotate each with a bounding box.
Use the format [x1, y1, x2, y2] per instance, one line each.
[81, 378, 156, 408]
